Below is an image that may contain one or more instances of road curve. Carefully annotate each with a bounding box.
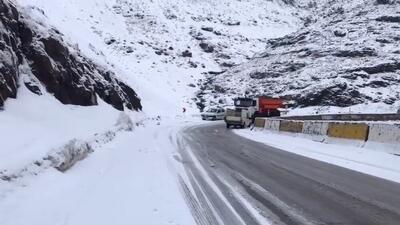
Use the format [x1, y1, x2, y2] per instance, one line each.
[177, 123, 400, 225]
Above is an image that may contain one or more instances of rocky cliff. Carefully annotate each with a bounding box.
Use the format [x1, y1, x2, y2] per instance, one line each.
[199, 0, 400, 111]
[0, 0, 141, 111]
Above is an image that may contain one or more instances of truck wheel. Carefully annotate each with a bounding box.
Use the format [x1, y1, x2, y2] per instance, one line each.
[226, 124, 230, 129]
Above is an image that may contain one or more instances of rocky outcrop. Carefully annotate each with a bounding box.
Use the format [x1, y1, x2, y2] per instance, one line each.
[198, 0, 400, 109]
[0, 0, 141, 111]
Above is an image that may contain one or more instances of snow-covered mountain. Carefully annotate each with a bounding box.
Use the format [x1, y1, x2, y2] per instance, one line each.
[4, 0, 399, 114]
[200, 0, 400, 113]
[0, 0, 303, 204]
[13, 0, 302, 115]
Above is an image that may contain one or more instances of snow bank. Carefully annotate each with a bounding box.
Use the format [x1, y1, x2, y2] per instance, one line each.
[0, 120, 197, 225]
[49, 139, 94, 172]
[0, 85, 140, 175]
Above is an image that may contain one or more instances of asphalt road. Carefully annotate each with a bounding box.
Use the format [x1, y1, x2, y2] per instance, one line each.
[177, 123, 400, 225]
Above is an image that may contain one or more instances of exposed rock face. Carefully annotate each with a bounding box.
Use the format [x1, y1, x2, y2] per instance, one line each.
[0, 0, 141, 111]
[198, 0, 400, 109]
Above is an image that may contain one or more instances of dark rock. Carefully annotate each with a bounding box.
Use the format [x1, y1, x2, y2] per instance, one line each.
[220, 62, 235, 68]
[368, 80, 390, 88]
[42, 37, 69, 62]
[188, 61, 197, 68]
[384, 97, 396, 104]
[105, 38, 116, 45]
[249, 71, 281, 79]
[333, 29, 347, 37]
[376, 16, 400, 23]
[333, 48, 377, 57]
[376, 0, 394, 4]
[217, 53, 231, 59]
[268, 32, 309, 48]
[376, 38, 391, 44]
[214, 85, 225, 93]
[24, 81, 42, 95]
[189, 30, 206, 41]
[126, 47, 134, 53]
[208, 71, 226, 75]
[297, 84, 365, 107]
[199, 42, 214, 53]
[284, 62, 306, 72]
[181, 50, 192, 57]
[213, 30, 222, 36]
[347, 62, 400, 74]
[201, 27, 213, 32]
[225, 21, 240, 26]
[342, 72, 370, 80]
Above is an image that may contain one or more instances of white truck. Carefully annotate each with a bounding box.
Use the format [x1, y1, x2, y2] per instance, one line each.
[224, 98, 257, 129]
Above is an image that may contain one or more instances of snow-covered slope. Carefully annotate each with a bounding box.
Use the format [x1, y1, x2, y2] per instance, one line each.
[0, 0, 141, 111]
[16, 0, 302, 115]
[201, 0, 400, 113]
[1, 1, 303, 219]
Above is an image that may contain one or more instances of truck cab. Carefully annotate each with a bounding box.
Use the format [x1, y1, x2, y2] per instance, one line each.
[224, 97, 286, 129]
[224, 98, 257, 128]
[224, 108, 252, 128]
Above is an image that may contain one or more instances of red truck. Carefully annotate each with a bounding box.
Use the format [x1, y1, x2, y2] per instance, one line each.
[225, 97, 286, 128]
[256, 97, 285, 117]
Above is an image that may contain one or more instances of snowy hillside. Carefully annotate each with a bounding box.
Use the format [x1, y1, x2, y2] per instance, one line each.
[0, 0, 141, 111]
[16, 0, 302, 114]
[0, 2, 303, 223]
[201, 0, 400, 113]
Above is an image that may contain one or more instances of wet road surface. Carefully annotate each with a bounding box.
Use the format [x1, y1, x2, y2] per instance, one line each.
[177, 123, 400, 225]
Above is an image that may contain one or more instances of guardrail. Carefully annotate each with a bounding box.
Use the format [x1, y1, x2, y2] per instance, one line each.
[281, 113, 400, 121]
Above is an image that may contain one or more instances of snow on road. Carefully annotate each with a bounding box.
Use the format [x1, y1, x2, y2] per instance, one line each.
[235, 129, 400, 184]
[0, 118, 199, 225]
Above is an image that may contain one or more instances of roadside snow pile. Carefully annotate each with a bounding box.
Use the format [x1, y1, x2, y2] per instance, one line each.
[235, 128, 400, 184]
[0, 85, 141, 183]
[48, 140, 94, 172]
[0, 119, 197, 225]
[201, 0, 400, 113]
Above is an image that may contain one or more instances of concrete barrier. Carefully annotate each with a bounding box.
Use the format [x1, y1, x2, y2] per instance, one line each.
[327, 123, 369, 141]
[254, 118, 266, 128]
[282, 113, 400, 121]
[279, 120, 304, 133]
[302, 121, 329, 136]
[368, 124, 400, 144]
[265, 119, 281, 131]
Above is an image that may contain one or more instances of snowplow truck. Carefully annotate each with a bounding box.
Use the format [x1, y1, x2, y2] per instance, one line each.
[255, 97, 285, 118]
[224, 97, 285, 129]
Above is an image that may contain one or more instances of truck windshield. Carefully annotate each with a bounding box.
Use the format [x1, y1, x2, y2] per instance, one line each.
[226, 108, 242, 117]
[234, 99, 254, 107]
